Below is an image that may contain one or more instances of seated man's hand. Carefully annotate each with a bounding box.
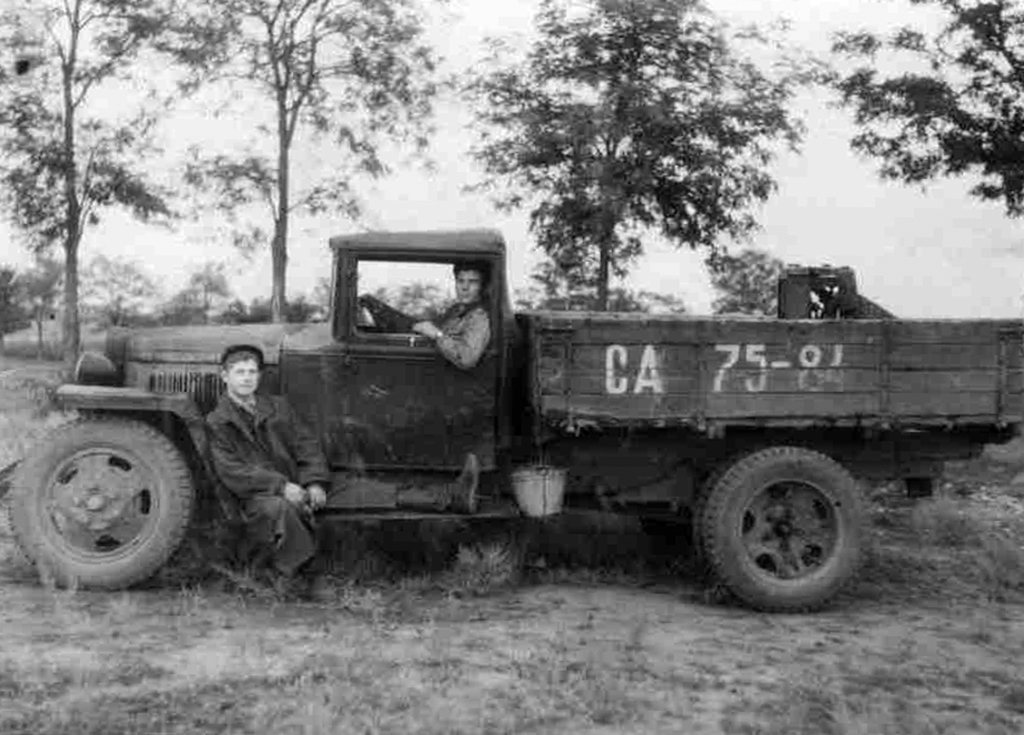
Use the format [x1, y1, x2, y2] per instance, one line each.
[282, 482, 307, 506]
[306, 483, 327, 511]
[412, 321, 442, 339]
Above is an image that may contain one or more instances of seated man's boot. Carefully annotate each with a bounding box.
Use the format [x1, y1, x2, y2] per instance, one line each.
[396, 486, 449, 511]
[394, 453, 479, 513]
[447, 453, 479, 514]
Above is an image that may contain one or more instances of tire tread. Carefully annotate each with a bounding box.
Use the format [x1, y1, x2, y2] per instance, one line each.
[8, 416, 194, 589]
[700, 446, 864, 613]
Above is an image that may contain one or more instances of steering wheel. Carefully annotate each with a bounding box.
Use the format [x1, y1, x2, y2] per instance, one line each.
[356, 295, 417, 332]
[356, 295, 378, 328]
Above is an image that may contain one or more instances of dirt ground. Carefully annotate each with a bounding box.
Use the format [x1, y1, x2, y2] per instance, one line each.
[2, 358, 1024, 734]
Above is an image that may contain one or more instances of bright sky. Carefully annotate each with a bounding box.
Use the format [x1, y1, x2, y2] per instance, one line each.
[1, 0, 1022, 319]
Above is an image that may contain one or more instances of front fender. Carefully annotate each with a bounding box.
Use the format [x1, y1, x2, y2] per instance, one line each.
[55, 385, 209, 465]
[5, 385, 200, 502]
[56, 385, 205, 424]
[54, 386, 238, 515]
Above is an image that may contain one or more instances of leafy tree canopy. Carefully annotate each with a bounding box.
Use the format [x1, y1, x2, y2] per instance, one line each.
[0, 266, 30, 340]
[469, 0, 809, 310]
[514, 261, 687, 313]
[710, 247, 784, 316]
[20, 256, 63, 314]
[170, 0, 443, 321]
[832, 0, 1024, 216]
[220, 294, 322, 324]
[81, 254, 159, 327]
[369, 282, 447, 322]
[19, 256, 63, 359]
[0, 0, 176, 363]
[157, 261, 233, 325]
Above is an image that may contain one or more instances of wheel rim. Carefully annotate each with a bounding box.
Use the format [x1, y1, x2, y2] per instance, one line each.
[39, 446, 161, 562]
[740, 480, 839, 581]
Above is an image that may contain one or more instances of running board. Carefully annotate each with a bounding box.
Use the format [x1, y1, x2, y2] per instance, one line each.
[319, 497, 522, 522]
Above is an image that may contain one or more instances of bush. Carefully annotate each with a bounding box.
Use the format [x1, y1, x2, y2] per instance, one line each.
[440, 540, 521, 596]
[910, 497, 985, 547]
[975, 534, 1024, 602]
[0, 340, 63, 361]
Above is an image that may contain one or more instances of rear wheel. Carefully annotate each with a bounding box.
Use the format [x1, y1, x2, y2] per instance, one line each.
[701, 447, 865, 612]
[8, 417, 194, 589]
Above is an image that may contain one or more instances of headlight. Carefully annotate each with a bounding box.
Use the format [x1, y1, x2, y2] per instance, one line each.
[74, 351, 120, 386]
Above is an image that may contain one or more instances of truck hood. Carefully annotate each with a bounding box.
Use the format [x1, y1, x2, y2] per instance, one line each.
[124, 323, 313, 365]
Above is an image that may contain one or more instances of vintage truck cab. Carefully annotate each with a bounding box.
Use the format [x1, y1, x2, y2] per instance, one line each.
[5, 229, 1021, 611]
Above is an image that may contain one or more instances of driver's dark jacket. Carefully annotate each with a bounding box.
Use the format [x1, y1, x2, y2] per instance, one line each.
[206, 394, 329, 500]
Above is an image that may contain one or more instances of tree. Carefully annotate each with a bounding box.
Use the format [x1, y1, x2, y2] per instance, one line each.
[185, 261, 232, 323]
[218, 298, 250, 325]
[81, 254, 159, 327]
[158, 290, 207, 326]
[710, 248, 784, 316]
[173, 0, 442, 322]
[157, 261, 233, 325]
[311, 275, 332, 314]
[0, 266, 30, 350]
[369, 282, 447, 321]
[0, 1, 174, 367]
[469, 0, 807, 310]
[20, 256, 63, 359]
[224, 294, 320, 323]
[514, 261, 687, 313]
[831, 1, 1024, 216]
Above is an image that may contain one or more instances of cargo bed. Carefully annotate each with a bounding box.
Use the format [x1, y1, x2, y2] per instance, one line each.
[527, 314, 1024, 431]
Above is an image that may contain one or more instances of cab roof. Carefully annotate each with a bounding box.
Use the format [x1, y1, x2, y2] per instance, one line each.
[329, 229, 505, 255]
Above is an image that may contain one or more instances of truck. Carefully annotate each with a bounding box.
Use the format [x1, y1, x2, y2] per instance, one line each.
[2, 229, 1021, 611]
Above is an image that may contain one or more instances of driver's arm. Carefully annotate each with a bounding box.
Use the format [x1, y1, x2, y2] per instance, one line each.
[357, 295, 417, 332]
[434, 309, 490, 370]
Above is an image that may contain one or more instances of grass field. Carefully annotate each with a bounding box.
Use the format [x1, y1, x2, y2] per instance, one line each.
[2, 356, 1024, 734]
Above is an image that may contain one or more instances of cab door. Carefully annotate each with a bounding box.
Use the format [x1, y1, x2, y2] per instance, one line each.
[324, 255, 499, 473]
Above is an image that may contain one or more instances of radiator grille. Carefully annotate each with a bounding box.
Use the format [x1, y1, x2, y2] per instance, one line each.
[149, 370, 223, 414]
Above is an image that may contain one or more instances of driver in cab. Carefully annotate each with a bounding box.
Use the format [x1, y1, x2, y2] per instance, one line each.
[359, 262, 491, 370]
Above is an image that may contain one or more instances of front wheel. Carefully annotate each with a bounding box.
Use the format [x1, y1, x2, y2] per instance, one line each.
[8, 417, 194, 589]
[701, 446, 865, 612]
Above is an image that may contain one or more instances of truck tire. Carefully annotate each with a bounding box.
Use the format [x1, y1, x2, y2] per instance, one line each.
[7, 417, 194, 589]
[701, 446, 865, 612]
[691, 462, 731, 570]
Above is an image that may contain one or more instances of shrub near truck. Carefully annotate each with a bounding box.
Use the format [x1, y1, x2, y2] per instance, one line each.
[4, 230, 1021, 611]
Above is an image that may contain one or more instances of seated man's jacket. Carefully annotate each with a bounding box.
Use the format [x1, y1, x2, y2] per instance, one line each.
[207, 394, 330, 500]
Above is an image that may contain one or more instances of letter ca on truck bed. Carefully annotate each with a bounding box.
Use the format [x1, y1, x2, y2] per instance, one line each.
[600, 343, 846, 395]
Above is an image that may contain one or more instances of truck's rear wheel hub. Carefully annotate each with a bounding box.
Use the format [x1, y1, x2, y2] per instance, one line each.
[742, 481, 837, 581]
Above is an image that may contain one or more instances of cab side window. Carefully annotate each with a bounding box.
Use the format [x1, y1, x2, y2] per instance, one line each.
[354, 260, 454, 335]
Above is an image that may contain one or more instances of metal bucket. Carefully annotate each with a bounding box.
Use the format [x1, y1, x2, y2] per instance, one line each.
[511, 466, 566, 517]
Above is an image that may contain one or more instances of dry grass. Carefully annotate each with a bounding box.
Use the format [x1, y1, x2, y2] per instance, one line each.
[900, 492, 1024, 602]
[723, 671, 1023, 735]
[910, 495, 987, 547]
[3, 359, 1024, 734]
[0, 581, 666, 735]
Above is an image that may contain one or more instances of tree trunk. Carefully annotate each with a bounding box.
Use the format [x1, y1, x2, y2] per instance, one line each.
[271, 224, 287, 323]
[597, 238, 611, 312]
[63, 243, 80, 368]
[35, 308, 43, 360]
[61, 1, 82, 373]
[596, 176, 617, 312]
[271, 105, 291, 324]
